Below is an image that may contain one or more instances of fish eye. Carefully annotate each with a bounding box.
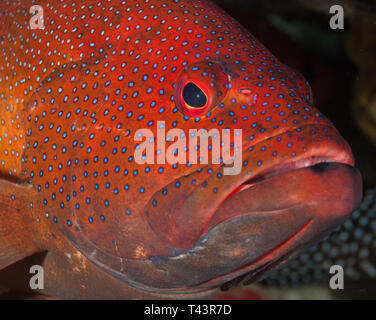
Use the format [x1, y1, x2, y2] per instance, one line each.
[174, 61, 230, 117]
[182, 82, 207, 109]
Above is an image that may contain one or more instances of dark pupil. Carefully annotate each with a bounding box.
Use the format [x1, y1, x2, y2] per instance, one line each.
[182, 82, 207, 108]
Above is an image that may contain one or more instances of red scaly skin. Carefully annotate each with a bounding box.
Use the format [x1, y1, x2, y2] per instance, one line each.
[0, 0, 362, 298]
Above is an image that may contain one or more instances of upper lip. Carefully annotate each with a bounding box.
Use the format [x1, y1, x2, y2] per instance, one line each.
[224, 154, 353, 205]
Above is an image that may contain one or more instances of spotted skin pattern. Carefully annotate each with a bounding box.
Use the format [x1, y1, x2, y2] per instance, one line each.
[0, 0, 362, 298]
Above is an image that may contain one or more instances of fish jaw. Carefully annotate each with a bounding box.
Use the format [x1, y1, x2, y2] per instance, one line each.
[124, 123, 362, 290]
[145, 123, 359, 247]
[191, 162, 362, 289]
[93, 124, 362, 294]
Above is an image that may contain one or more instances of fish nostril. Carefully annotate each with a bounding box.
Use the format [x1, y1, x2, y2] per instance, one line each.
[240, 88, 252, 96]
[237, 88, 258, 107]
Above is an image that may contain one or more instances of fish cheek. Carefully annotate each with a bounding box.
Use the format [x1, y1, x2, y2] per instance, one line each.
[67, 125, 168, 258]
[22, 60, 171, 264]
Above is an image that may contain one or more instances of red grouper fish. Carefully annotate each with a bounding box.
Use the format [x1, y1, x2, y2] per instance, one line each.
[0, 0, 362, 299]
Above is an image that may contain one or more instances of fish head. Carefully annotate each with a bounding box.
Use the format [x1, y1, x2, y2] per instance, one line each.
[23, 0, 362, 296]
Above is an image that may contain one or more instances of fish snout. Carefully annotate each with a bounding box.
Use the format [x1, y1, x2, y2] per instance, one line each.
[192, 161, 362, 289]
[144, 122, 358, 246]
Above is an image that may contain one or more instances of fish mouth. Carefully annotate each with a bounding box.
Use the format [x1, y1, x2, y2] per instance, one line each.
[134, 123, 362, 291]
[146, 123, 358, 248]
[192, 162, 360, 291]
[202, 158, 355, 235]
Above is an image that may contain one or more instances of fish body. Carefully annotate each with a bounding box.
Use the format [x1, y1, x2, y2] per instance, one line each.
[0, 0, 362, 299]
